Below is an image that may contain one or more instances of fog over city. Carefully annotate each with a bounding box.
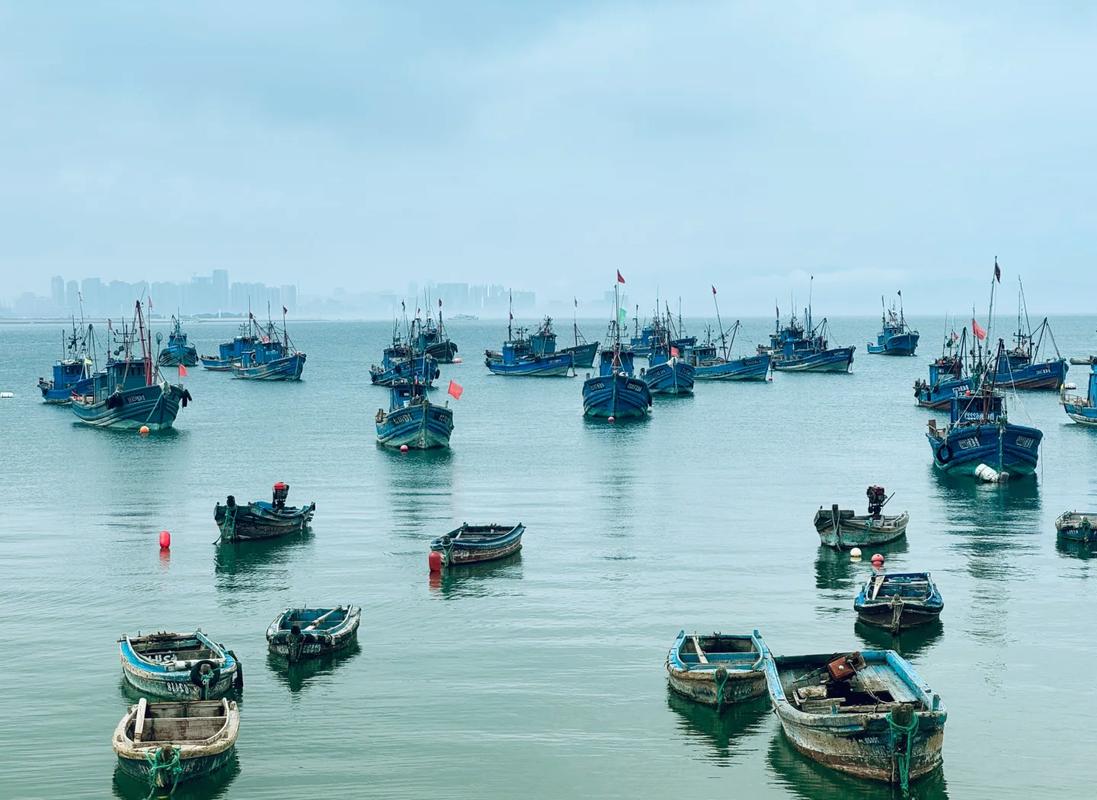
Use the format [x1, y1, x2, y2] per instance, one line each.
[2, 3, 1095, 316]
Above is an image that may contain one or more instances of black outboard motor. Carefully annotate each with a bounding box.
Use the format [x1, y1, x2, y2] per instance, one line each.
[272, 482, 289, 510]
[866, 485, 886, 518]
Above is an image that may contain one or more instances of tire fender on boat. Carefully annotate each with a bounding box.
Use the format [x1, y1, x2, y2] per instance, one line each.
[936, 444, 952, 463]
[190, 659, 220, 696]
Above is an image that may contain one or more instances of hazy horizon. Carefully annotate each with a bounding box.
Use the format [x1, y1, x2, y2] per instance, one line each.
[2, 3, 1095, 314]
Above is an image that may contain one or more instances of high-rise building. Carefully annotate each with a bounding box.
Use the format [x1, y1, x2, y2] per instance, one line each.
[65, 280, 79, 311]
[212, 269, 229, 310]
[50, 276, 65, 309]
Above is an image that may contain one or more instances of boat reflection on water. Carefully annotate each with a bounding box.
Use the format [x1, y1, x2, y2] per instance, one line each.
[428, 551, 523, 599]
[854, 619, 944, 660]
[214, 532, 315, 601]
[1057, 537, 1097, 562]
[767, 731, 949, 800]
[113, 751, 240, 800]
[665, 691, 769, 765]
[814, 539, 909, 607]
[382, 448, 454, 541]
[268, 642, 362, 695]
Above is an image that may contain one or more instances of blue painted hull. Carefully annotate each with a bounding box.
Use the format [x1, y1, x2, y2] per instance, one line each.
[694, 354, 770, 381]
[486, 353, 573, 376]
[867, 332, 919, 355]
[159, 345, 199, 366]
[119, 634, 240, 700]
[200, 355, 235, 371]
[232, 352, 305, 381]
[560, 342, 599, 369]
[927, 422, 1042, 477]
[582, 372, 651, 419]
[71, 383, 184, 430]
[430, 523, 524, 565]
[1062, 400, 1097, 426]
[772, 347, 854, 373]
[916, 377, 974, 409]
[643, 359, 695, 395]
[376, 402, 453, 449]
[992, 359, 1067, 390]
[371, 358, 438, 387]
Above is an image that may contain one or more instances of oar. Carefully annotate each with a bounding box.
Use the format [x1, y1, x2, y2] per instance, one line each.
[304, 606, 343, 632]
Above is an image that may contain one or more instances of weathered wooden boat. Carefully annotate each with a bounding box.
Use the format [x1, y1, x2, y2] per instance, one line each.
[814, 486, 909, 549]
[157, 315, 199, 366]
[915, 326, 974, 409]
[1056, 511, 1097, 543]
[866, 294, 918, 355]
[266, 606, 362, 662]
[1060, 364, 1097, 426]
[375, 380, 454, 449]
[71, 301, 191, 430]
[665, 630, 767, 709]
[37, 320, 95, 403]
[430, 522, 525, 566]
[766, 303, 854, 373]
[855, 572, 944, 632]
[1070, 355, 1096, 366]
[113, 698, 239, 795]
[761, 642, 946, 789]
[214, 482, 316, 541]
[120, 630, 242, 700]
[927, 342, 1042, 479]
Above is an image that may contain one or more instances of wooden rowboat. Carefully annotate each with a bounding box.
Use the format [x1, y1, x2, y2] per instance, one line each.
[114, 698, 239, 795]
[266, 606, 362, 663]
[214, 482, 315, 542]
[761, 643, 946, 789]
[120, 630, 242, 701]
[854, 572, 944, 632]
[814, 487, 909, 549]
[1056, 511, 1097, 542]
[430, 523, 524, 567]
[665, 630, 767, 709]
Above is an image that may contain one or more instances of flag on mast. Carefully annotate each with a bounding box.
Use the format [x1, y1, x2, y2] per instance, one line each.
[178, 364, 188, 378]
[616, 270, 625, 284]
[712, 285, 717, 295]
[448, 379, 463, 400]
[972, 318, 987, 340]
[994, 258, 1001, 283]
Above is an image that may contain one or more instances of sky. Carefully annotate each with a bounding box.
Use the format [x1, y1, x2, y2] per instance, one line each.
[1, 1, 1095, 315]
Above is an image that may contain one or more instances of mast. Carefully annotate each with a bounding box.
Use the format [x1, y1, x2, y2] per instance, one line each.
[282, 303, 288, 351]
[712, 285, 728, 361]
[507, 290, 513, 342]
[898, 290, 905, 329]
[614, 280, 622, 366]
[135, 300, 152, 386]
[807, 275, 814, 335]
[881, 295, 886, 328]
[572, 297, 579, 346]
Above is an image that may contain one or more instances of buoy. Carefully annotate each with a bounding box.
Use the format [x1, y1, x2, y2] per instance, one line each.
[850, 547, 862, 560]
[159, 531, 171, 549]
[871, 553, 884, 565]
[0, 391, 14, 399]
[608, 416, 616, 423]
[139, 425, 150, 436]
[428, 551, 443, 573]
[400, 444, 409, 453]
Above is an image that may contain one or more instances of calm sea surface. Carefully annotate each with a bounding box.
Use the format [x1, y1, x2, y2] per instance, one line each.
[2, 315, 1096, 799]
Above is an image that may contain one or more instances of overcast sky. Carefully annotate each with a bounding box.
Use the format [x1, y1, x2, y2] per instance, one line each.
[1, 2, 1095, 314]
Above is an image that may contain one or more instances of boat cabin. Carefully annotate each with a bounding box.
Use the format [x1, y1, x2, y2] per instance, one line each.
[948, 392, 1004, 424]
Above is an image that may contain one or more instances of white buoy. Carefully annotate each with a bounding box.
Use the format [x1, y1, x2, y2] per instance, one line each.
[975, 464, 1011, 483]
[0, 391, 13, 399]
[850, 547, 862, 561]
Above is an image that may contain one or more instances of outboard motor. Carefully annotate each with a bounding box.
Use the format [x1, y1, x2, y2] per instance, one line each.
[866, 485, 886, 518]
[272, 482, 289, 510]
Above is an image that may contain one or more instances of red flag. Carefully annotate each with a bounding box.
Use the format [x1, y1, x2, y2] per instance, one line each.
[670, 346, 679, 357]
[972, 318, 987, 340]
[178, 364, 188, 378]
[712, 285, 717, 295]
[448, 379, 463, 400]
[616, 270, 625, 284]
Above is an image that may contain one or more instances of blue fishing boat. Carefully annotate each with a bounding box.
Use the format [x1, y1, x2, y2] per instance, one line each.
[231, 310, 306, 381]
[688, 288, 771, 381]
[628, 311, 657, 358]
[157, 315, 199, 366]
[119, 630, 242, 700]
[665, 630, 767, 709]
[71, 302, 191, 430]
[582, 284, 652, 419]
[486, 304, 573, 375]
[1056, 511, 1097, 542]
[267, 606, 362, 662]
[37, 320, 95, 403]
[415, 301, 458, 363]
[990, 280, 1067, 390]
[915, 326, 975, 409]
[199, 322, 257, 371]
[926, 341, 1042, 479]
[761, 642, 946, 788]
[766, 290, 854, 372]
[1061, 364, 1097, 426]
[855, 572, 944, 632]
[113, 698, 239, 795]
[529, 315, 599, 370]
[376, 380, 453, 449]
[642, 311, 694, 394]
[371, 349, 440, 386]
[430, 522, 524, 566]
[867, 293, 919, 355]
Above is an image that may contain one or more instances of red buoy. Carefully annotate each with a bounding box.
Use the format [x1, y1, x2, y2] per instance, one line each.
[428, 551, 443, 573]
[607, 416, 615, 423]
[871, 553, 884, 565]
[159, 530, 171, 549]
[400, 444, 409, 453]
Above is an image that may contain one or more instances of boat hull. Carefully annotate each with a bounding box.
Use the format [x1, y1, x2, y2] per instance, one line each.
[694, 354, 770, 381]
[993, 359, 1067, 391]
[267, 607, 362, 662]
[117, 747, 236, 789]
[485, 353, 573, 376]
[665, 631, 767, 708]
[1061, 399, 1097, 426]
[867, 332, 919, 356]
[119, 635, 239, 700]
[215, 501, 315, 541]
[425, 341, 458, 363]
[582, 373, 652, 419]
[376, 402, 453, 449]
[431, 523, 524, 566]
[371, 357, 438, 386]
[1056, 512, 1097, 542]
[71, 383, 184, 430]
[915, 377, 974, 409]
[772, 347, 855, 373]
[559, 342, 599, 369]
[856, 602, 942, 630]
[927, 422, 1042, 477]
[814, 509, 909, 549]
[231, 352, 305, 381]
[158, 347, 199, 367]
[199, 355, 235, 371]
[643, 359, 695, 395]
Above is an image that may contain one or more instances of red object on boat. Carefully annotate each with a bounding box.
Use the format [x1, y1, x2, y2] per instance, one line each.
[159, 531, 171, 549]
